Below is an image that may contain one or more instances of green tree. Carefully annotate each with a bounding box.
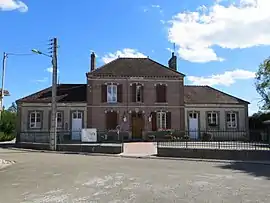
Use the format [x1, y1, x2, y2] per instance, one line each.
[7, 102, 17, 113]
[0, 110, 16, 136]
[255, 58, 270, 109]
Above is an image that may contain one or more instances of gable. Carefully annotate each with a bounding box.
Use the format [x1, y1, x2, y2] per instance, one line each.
[89, 58, 185, 77]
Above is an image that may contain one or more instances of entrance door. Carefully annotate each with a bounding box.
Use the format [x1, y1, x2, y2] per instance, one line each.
[189, 112, 199, 139]
[72, 111, 83, 140]
[131, 112, 144, 140]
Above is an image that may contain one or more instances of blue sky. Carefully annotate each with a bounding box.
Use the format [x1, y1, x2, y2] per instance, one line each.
[1, 0, 269, 115]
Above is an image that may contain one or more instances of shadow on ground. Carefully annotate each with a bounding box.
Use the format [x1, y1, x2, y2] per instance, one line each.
[217, 162, 270, 180]
[0, 143, 16, 149]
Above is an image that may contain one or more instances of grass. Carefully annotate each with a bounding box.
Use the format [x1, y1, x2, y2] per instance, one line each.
[0, 131, 15, 142]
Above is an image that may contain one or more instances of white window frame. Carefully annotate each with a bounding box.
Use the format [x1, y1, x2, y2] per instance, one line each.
[136, 85, 142, 103]
[207, 112, 218, 126]
[72, 111, 82, 119]
[226, 112, 237, 129]
[29, 111, 42, 129]
[107, 84, 117, 103]
[56, 112, 63, 129]
[157, 112, 167, 130]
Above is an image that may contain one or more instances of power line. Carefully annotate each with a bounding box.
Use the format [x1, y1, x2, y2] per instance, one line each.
[5, 53, 35, 56]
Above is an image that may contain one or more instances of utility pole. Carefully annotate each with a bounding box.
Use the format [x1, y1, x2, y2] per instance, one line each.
[50, 38, 58, 150]
[0, 52, 7, 118]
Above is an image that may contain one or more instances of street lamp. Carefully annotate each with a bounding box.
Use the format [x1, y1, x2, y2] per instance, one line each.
[32, 38, 58, 151]
[1, 52, 31, 116]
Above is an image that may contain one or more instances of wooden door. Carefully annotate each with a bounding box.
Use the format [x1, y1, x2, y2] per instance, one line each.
[131, 112, 144, 139]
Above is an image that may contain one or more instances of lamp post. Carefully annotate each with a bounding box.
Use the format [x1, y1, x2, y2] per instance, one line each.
[1, 52, 29, 118]
[1, 52, 8, 115]
[32, 38, 58, 151]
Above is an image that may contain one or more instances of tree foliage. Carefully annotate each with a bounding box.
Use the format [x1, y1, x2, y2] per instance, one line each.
[255, 57, 270, 109]
[0, 103, 17, 141]
[7, 102, 17, 113]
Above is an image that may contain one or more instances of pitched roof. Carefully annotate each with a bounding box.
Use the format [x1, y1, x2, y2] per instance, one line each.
[16, 84, 249, 105]
[89, 57, 185, 77]
[184, 85, 249, 104]
[16, 84, 86, 103]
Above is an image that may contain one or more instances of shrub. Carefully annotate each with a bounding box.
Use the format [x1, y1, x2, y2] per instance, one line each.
[201, 132, 213, 141]
[0, 132, 15, 142]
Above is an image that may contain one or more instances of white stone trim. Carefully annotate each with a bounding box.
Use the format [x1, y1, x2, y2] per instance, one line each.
[88, 105, 185, 108]
[88, 78, 183, 82]
[130, 82, 144, 86]
[154, 83, 168, 87]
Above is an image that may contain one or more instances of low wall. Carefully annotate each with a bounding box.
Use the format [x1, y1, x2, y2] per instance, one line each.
[57, 144, 122, 154]
[157, 148, 270, 161]
[16, 142, 123, 154]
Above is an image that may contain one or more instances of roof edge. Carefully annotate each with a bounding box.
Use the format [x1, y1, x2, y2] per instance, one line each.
[205, 85, 250, 104]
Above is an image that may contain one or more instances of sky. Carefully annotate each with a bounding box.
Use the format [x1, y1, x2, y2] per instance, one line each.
[0, 0, 269, 115]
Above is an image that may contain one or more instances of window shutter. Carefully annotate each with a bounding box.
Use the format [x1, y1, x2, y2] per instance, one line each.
[106, 112, 110, 130]
[101, 84, 107, 102]
[166, 112, 171, 129]
[131, 83, 136, 102]
[141, 85, 144, 102]
[117, 84, 123, 103]
[163, 85, 167, 103]
[156, 85, 160, 102]
[151, 112, 157, 131]
[129, 113, 132, 131]
[106, 111, 118, 130]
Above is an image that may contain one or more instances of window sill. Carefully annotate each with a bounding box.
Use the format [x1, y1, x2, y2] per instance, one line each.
[154, 102, 168, 104]
[106, 102, 118, 104]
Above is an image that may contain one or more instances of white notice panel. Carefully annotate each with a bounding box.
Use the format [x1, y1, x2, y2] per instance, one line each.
[81, 128, 97, 142]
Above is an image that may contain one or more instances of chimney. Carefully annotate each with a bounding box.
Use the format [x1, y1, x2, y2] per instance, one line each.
[90, 52, 95, 72]
[168, 52, 177, 71]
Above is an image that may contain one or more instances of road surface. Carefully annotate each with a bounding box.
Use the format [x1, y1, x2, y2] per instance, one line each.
[0, 148, 270, 203]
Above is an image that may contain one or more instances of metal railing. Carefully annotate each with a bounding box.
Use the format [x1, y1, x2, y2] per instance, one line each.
[151, 129, 270, 151]
[19, 130, 129, 144]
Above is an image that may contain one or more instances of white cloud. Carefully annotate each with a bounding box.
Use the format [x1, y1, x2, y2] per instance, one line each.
[102, 48, 147, 64]
[187, 69, 255, 86]
[46, 66, 60, 73]
[33, 77, 48, 83]
[168, 0, 270, 63]
[151, 4, 160, 8]
[0, 0, 28, 12]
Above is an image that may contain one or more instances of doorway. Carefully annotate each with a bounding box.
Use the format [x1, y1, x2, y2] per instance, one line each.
[71, 111, 83, 140]
[131, 112, 144, 140]
[189, 112, 199, 139]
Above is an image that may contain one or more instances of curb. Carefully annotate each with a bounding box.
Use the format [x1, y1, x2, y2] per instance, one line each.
[4, 147, 270, 165]
[119, 155, 270, 165]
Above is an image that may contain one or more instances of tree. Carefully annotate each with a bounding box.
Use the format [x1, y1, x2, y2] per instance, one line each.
[255, 57, 270, 109]
[0, 110, 16, 136]
[7, 102, 17, 113]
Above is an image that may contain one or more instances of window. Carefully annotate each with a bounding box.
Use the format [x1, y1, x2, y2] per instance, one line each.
[189, 112, 197, 119]
[72, 111, 82, 119]
[207, 112, 218, 127]
[156, 84, 167, 103]
[29, 111, 42, 129]
[136, 85, 143, 102]
[56, 112, 63, 128]
[226, 112, 237, 128]
[157, 112, 166, 129]
[107, 84, 117, 103]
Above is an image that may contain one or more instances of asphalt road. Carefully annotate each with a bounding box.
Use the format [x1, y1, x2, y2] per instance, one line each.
[0, 148, 270, 203]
